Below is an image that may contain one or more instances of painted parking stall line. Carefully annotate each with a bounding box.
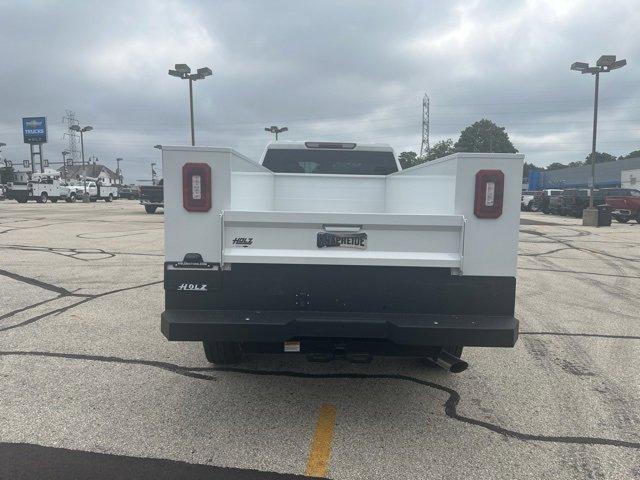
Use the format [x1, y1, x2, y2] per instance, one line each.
[305, 404, 337, 478]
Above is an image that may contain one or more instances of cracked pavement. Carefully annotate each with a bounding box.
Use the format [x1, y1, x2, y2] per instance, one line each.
[0, 202, 639, 479]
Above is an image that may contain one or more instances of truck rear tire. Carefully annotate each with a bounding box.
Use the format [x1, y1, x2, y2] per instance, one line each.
[144, 205, 157, 214]
[69, 193, 76, 203]
[36, 192, 48, 204]
[105, 193, 113, 202]
[203, 341, 242, 365]
[16, 198, 27, 203]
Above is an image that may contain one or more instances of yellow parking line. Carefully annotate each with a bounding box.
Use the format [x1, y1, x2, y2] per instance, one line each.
[305, 403, 337, 478]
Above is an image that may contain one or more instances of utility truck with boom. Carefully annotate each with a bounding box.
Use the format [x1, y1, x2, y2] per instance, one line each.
[6, 171, 70, 203]
[160, 142, 523, 372]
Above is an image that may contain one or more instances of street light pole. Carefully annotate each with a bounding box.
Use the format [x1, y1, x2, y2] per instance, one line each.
[189, 77, 195, 146]
[79, 130, 85, 166]
[590, 71, 599, 208]
[168, 64, 212, 146]
[70, 125, 93, 201]
[570, 55, 626, 223]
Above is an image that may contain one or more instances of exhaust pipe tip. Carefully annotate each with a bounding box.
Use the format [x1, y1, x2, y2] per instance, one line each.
[445, 359, 469, 373]
[433, 350, 469, 373]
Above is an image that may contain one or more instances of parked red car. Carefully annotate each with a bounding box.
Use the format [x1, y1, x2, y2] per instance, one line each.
[605, 189, 640, 223]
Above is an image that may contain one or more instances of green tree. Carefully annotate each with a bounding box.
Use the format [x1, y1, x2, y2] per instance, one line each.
[621, 150, 640, 159]
[426, 138, 456, 161]
[454, 119, 518, 153]
[585, 151, 616, 164]
[568, 161, 584, 167]
[398, 151, 424, 169]
[546, 162, 567, 171]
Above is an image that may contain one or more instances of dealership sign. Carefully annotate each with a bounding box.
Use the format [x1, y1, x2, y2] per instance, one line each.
[22, 117, 48, 144]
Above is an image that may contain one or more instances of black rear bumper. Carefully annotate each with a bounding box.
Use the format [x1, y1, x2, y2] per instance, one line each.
[161, 309, 518, 347]
[163, 263, 518, 348]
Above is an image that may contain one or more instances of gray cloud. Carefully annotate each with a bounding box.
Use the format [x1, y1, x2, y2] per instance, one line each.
[0, 0, 638, 182]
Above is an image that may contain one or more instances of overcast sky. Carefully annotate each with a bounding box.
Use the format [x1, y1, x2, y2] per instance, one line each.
[1, 0, 638, 182]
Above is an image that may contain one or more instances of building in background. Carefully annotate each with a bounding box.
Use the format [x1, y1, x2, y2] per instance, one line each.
[59, 164, 121, 185]
[528, 156, 640, 190]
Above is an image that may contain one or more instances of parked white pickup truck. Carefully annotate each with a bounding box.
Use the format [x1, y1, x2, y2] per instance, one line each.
[160, 142, 523, 372]
[66, 179, 118, 202]
[6, 171, 70, 203]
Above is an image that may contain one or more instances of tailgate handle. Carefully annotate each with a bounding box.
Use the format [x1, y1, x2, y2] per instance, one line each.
[322, 224, 362, 233]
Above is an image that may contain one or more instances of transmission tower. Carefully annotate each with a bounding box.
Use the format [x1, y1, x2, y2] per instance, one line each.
[419, 93, 430, 159]
[62, 110, 80, 163]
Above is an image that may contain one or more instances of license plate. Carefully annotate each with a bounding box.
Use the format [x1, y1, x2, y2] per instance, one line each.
[317, 232, 367, 249]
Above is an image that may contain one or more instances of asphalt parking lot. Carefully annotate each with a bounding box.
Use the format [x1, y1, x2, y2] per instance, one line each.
[0, 201, 638, 480]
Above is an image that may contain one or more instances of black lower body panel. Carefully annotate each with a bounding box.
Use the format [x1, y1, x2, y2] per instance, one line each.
[163, 263, 518, 348]
[162, 309, 518, 347]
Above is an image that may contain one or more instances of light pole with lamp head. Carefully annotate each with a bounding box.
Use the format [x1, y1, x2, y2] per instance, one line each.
[168, 64, 212, 146]
[264, 126, 288, 141]
[69, 125, 93, 201]
[570, 55, 626, 225]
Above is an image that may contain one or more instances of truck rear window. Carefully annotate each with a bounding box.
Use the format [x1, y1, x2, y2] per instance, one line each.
[262, 149, 398, 175]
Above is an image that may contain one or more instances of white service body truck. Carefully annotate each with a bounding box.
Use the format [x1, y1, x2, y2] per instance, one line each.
[161, 142, 523, 371]
[7, 171, 70, 203]
[66, 179, 118, 202]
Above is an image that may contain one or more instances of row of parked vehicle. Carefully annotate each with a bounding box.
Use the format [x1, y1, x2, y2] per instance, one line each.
[521, 187, 640, 223]
[2, 171, 118, 203]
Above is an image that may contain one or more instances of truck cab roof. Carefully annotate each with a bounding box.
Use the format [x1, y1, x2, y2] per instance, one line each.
[260, 141, 400, 175]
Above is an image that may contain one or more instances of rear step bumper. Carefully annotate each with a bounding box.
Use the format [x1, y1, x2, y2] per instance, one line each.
[161, 310, 518, 347]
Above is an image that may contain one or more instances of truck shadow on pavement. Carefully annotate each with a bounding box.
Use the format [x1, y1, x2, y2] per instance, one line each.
[0, 442, 313, 480]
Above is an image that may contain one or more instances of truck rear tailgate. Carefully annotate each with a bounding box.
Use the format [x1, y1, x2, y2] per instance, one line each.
[222, 210, 465, 269]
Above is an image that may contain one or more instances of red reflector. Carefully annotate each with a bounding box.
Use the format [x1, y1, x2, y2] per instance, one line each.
[182, 162, 211, 212]
[474, 169, 504, 218]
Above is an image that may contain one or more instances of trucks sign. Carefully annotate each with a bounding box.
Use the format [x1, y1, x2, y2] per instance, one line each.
[22, 117, 47, 144]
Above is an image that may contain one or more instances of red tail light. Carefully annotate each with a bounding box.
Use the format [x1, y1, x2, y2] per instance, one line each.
[182, 162, 211, 212]
[474, 169, 504, 218]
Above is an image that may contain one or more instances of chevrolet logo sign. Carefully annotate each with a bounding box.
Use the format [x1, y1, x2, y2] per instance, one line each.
[25, 119, 43, 128]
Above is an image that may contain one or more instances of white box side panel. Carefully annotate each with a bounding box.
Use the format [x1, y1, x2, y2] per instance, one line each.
[163, 148, 232, 263]
[385, 175, 456, 214]
[390, 154, 459, 177]
[453, 153, 524, 277]
[230, 172, 275, 211]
